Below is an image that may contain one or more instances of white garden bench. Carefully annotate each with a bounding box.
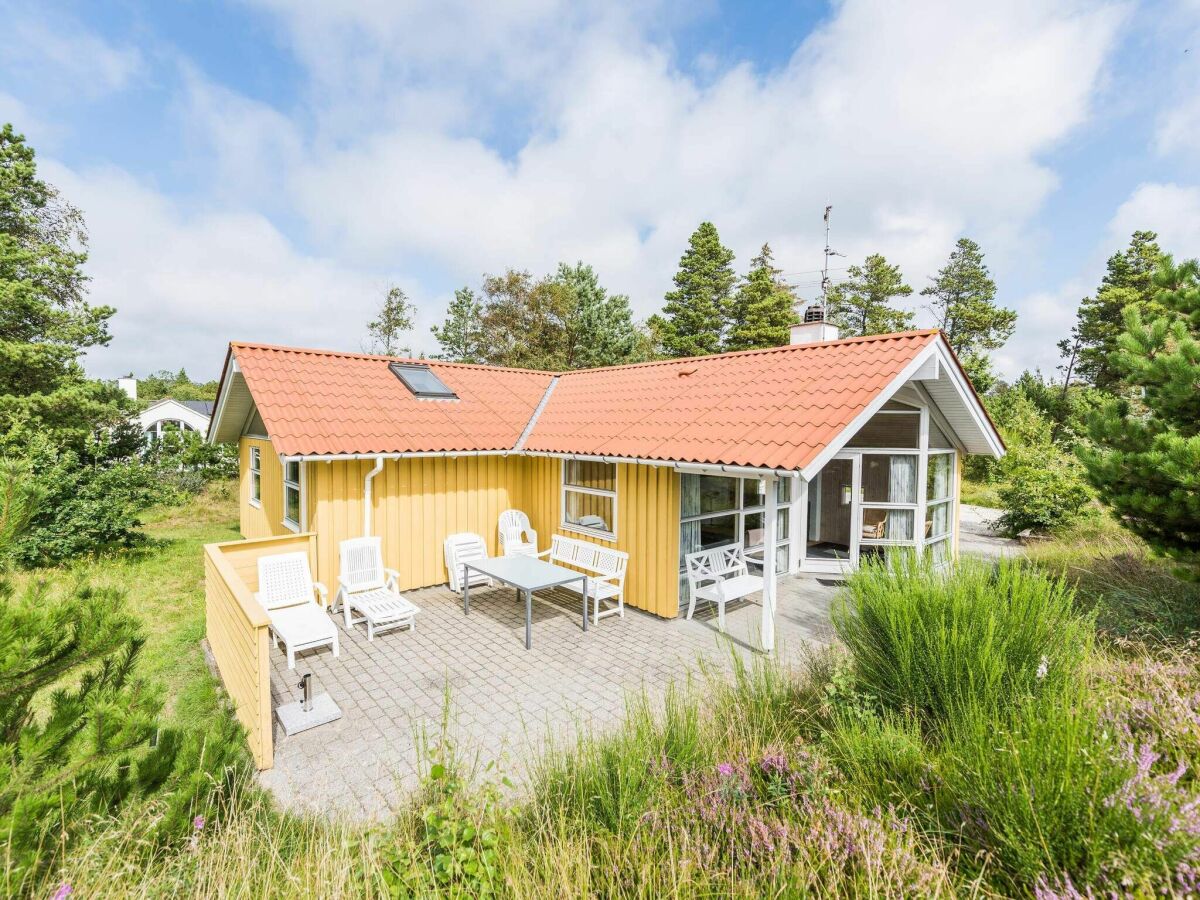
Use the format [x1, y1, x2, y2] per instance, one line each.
[684, 542, 764, 633]
[255, 551, 339, 669]
[538, 534, 628, 624]
[333, 537, 420, 641]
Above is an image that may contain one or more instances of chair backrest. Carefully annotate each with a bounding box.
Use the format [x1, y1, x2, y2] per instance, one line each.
[685, 542, 746, 587]
[444, 532, 489, 591]
[498, 509, 534, 550]
[257, 552, 316, 610]
[339, 536, 385, 593]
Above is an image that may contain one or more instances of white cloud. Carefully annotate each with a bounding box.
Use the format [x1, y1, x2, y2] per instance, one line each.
[1109, 182, 1200, 254]
[5, 13, 142, 99]
[44, 162, 394, 380]
[277, 0, 1125, 330]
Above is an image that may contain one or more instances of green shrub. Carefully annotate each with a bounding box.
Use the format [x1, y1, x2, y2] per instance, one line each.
[832, 555, 1093, 731]
[995, 443, 1094, 535]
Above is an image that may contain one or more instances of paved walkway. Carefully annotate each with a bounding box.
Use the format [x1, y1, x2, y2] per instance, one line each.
[959, 504, 1022, 559]
[260, 575, 837, 819]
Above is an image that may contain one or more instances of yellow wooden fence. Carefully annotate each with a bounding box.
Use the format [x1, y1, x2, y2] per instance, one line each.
[204, 531, 317, 770]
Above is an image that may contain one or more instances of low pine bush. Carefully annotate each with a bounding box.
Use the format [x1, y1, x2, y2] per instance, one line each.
[832, 555, 1093, 730]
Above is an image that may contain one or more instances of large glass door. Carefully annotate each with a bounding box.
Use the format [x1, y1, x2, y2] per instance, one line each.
[805, 457, 856, 565]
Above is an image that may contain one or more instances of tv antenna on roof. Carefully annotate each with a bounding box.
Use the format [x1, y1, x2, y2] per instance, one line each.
[820, 205, 845, 303]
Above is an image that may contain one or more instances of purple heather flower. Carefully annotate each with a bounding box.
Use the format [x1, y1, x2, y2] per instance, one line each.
[193, 814, 206, 831]
[716, 762, 734, 777]
[52, 885, 72, 900]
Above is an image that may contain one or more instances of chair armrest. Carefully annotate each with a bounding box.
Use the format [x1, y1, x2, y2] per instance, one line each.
[527, 527, 539, 548]
[384, 568, 401, 590]
[535, 548, 552, 559]
[312, 582, 329, 608]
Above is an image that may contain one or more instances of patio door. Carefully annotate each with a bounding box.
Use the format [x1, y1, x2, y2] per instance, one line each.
[803, 455, 860, 572]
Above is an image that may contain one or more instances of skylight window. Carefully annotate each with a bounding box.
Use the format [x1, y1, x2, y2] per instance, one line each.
[389, 363, 458, 399]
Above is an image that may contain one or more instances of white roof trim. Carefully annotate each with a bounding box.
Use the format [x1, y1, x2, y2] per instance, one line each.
[799, 336, 1003, 480]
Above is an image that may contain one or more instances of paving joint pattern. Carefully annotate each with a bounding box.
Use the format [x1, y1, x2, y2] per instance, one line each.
[259, 574, 837, 819]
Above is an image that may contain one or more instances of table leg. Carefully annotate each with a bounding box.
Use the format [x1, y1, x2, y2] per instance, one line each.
[581, 576, 589, 632]
[463, 567, 470, 614]
[524, 589, 532, 650]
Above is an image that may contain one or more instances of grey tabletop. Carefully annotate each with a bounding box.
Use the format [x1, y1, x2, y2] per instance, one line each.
[464, 554, 586, 591]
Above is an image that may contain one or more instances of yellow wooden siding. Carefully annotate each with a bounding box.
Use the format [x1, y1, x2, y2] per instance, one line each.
[518, 457, 681, 618]
[203, 531, 317, 770]
[302, 455, 682, 618]
[306, 456, 522, 596]
[239, 437, 290, 539]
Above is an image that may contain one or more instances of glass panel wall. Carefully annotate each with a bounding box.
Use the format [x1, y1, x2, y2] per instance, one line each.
[679, 474, 791, 606]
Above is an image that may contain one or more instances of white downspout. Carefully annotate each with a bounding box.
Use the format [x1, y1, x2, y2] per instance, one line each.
[363, 456, 384, 537]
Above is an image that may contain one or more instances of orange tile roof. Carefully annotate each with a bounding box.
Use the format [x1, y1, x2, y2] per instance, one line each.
[226, 330, 941, 468]
[523, 330, 940, 470]
[231, 343, 554, 457]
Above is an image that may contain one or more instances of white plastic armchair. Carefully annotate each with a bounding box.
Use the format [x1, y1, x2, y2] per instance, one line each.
[333, 536, 419, 641]
[255, 551, 338, 669]
[444, 532, 494, 593]
[498, 509, 538, 557]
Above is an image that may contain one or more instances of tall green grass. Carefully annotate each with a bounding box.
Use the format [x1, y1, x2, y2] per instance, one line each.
[832, 555, 1093, 730]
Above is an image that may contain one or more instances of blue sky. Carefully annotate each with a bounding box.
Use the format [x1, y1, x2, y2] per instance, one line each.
[2, 0, 1198, 382]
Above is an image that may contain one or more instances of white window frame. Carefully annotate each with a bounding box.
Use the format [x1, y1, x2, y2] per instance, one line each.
[249, 446, 262, 508]
[678, 474, 792, 606]
[560, 460, 618, 541]
[924, 449, 956, 565]
[282, 459, 302, 533]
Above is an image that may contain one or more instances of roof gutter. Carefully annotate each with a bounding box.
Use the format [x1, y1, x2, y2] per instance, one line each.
[286, 448, 800, 479]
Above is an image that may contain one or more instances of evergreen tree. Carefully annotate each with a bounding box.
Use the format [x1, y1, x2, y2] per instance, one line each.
[0, 124, 121, 449]
[827, 253, 915, 337]
[724, 243, 796, 351]
[1081, 256, 1200, 558]
[1073, 230, 1167, 392]
[656, 222, 735, 357]
[431, 287, 484, 363]
[365, 284, 416, 356]
[553, 261, 646, 368]
[921, 238, 1016, 392]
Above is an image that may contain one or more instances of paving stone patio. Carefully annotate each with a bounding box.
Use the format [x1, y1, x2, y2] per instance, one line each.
[260, 575, 838, 819]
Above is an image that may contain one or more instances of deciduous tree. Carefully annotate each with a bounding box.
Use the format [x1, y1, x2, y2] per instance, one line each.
[921, 238, 1016, 392]
[0, 124, 121, 448]
[827, 253, 914, 337]
[365, 284, 417, 356]
[724, 243, 795, 351]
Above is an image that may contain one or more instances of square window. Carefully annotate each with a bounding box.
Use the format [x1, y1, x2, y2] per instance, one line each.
[562, 460, 617, 538]
[389, 362, 457, 399]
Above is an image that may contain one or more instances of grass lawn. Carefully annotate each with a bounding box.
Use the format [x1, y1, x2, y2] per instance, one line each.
[18, 481, 241, 732]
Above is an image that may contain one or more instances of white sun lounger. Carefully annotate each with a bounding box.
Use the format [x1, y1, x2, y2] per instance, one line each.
[334, 537, 420, 641]
[256, 551, 339, 669]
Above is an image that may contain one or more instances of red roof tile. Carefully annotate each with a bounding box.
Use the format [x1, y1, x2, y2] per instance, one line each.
[522, 331, 940, 470]
[232, 343, 554, 457]
[226, 331, 941, 469]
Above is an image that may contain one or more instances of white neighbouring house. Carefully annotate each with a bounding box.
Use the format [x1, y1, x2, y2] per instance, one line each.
[118, 376, 214, 441]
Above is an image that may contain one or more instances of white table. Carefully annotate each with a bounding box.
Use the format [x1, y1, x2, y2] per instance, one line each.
[461, 555, 589, 650]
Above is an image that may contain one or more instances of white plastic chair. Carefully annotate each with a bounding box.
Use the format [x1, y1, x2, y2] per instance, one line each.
[255, 551, 338, 669]
[498, 509, 538, 557]
[444, 532, 494, 593]
[684, 542, 764, 633]
[333, 536, 420, 641]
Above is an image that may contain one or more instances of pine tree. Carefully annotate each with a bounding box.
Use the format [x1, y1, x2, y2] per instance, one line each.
[553, 261, 646, 368]
[827, 253, 915, 337]
[724, 243, 796, 351]
[1081, 256, 1200, 558]
[431, 287, 484, 363]
[656, 222, 735, 357]
[921, 238, 1016, 392]
[365, 285, 416, 355]
[1073, 231, 1167, 392]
